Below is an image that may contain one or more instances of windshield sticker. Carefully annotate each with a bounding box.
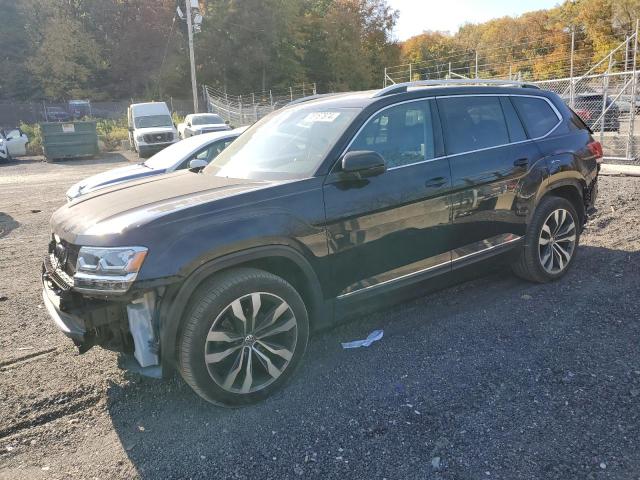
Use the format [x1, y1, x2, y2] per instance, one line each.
[302, 112, 341, 123]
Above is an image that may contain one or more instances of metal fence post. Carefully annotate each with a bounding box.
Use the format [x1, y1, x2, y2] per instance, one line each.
[600, 56, 613, 144]
[384, 67, 387, 87]
[625, 35, 630, 71]
[313, 83, 317, 95]
[290, 87, 293, 101]
[202, 85, 208, 112]
[239, 95, 243, 125]
[627, 20, 639, 159]
[475, 51, 479, 78]
[570, 26, 576, 108]
[409, 63, 412, 81]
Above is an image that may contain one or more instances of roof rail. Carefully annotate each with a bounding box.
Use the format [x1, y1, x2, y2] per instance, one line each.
[373, 79, 539, 98]
[287, 93, 337, 106]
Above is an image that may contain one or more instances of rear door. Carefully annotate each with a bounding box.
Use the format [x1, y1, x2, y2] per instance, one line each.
[323, 99, 453, 300]
[436, 94, 544, 260]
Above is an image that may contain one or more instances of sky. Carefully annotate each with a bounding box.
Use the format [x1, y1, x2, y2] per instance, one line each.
[388, 0, 561, 40]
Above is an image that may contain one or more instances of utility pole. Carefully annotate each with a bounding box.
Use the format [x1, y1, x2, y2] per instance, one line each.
[186, 0, 198, 113]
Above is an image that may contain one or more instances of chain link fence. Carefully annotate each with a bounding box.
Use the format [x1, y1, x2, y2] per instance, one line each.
[203, 83, 316, 126]
[533, 71, 639, 163]
[0, 98, 195, 129]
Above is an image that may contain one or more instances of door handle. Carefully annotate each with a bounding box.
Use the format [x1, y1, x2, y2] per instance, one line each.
[425, 176, 447, 188]
[513, 157, 529, 167]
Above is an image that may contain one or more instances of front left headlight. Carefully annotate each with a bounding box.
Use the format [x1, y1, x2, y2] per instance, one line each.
[74, 246, 148, 294]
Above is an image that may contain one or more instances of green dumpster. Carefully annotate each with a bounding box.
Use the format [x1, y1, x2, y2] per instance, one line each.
[40, 121, 98, 162]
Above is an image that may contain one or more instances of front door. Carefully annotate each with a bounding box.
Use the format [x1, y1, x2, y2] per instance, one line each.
[323, 99, 452, 300]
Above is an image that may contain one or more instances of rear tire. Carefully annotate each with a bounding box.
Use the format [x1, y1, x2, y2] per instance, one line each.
[178, 268, 309, 406]
[512, 196, 580, 283]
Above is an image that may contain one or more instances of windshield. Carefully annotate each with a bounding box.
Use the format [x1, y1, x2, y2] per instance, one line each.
[203, 106, 360, 180]
[143, 136, 210, 169]
[192, 114, 224, 125]
[135, 115, 173, 129]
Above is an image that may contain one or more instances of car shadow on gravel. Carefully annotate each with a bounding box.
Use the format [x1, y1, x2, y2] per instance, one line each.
[106, 246, 640, 479]
[0, 212, 19, 239]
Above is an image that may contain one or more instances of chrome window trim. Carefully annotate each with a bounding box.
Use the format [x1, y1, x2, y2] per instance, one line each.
[336, 93, 563, 172]
[451, 235, 522, 264]
[336, 234, 522, 299]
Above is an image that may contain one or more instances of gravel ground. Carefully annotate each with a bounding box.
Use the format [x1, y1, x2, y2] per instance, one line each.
[0, 155, 639, 480]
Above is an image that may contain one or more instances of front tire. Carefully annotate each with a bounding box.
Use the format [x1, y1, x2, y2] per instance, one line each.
[178, 268, 309, 406]
[512, 196, 580, 283]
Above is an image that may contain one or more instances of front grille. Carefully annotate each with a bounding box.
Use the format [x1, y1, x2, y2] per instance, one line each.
[143, 132, 173, 144]
[44, 253, 74, 290]
[48, 238, 79, 276]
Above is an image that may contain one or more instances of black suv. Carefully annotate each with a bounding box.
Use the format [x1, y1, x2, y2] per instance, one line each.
[42, 81, 600, 406]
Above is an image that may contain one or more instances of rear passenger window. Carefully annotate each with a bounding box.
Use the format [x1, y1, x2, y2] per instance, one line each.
[349, 101, 435, 168]
[437, 96, 509, 155]
[511, 96, 560, 138]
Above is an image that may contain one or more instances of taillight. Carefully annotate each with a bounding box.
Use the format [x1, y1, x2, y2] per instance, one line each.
[576, 108, 591, 120]
[587, 141, 603, 163]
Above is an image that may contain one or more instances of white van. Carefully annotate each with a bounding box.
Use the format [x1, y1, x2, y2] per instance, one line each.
[127, 102, 179, 158]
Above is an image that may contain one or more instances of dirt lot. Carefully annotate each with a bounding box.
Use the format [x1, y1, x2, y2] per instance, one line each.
[0, 155, 639, 480]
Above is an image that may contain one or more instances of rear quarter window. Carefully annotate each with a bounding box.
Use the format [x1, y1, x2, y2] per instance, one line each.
[511, 96, 560, 138]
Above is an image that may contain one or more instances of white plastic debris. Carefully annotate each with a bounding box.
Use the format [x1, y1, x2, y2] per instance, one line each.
[341, 330, 383, 349]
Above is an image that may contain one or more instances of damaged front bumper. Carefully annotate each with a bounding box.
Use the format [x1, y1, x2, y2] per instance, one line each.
[41, 268, 161, 372]
[42, 277, 86, 342]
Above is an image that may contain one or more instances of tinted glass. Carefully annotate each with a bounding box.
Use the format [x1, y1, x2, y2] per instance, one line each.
[192, 114, 224, 125]
[135, 115, 173, 129]
[438, 96, 509, 155]
[512, 97, 559, 138]
[349, 101, 435, 168]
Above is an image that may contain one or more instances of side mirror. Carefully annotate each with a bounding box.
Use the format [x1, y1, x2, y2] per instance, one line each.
[225, 120, 230, 125]
[341, 150, 386, 177]
[189, 158, 208, 171]
[128, 126, 134, 132]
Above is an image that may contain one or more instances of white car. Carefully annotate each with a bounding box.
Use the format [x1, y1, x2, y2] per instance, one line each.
[66, 127, 247, 201]
[178, 113, 230, 139]
[0, 128, 29, 161]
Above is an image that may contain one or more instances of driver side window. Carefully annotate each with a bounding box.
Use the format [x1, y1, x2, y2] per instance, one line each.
[349, 101, 435, 169]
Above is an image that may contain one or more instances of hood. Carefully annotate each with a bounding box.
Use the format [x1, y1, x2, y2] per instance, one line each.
[66, 163, 164, 199]
[52, 171, 270, 244]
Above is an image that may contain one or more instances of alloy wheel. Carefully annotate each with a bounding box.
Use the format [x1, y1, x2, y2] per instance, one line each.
[204, 292, 298, 394]
[538, 208, 577, 274]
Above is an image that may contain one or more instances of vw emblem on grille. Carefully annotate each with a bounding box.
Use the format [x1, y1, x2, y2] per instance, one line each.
[156, 135, 162, 140]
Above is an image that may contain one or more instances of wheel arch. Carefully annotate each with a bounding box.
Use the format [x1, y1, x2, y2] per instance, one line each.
[542, 179, 586, 225]
[158, 245, 329, 372]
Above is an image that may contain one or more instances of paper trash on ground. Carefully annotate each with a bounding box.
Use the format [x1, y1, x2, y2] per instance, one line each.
[341, 329, 384, 349]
